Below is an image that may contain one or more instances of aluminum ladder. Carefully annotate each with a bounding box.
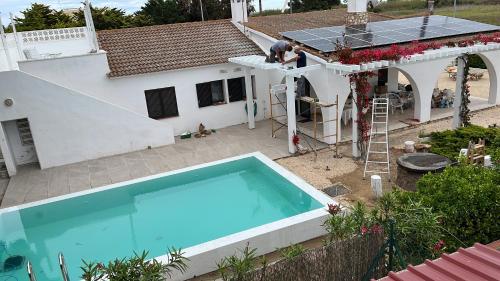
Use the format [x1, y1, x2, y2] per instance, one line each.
[364, 98, 391, 179]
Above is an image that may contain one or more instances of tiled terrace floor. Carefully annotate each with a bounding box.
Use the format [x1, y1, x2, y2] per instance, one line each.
[0, 120, 294, 208]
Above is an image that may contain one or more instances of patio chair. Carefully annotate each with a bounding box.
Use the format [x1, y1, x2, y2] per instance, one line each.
[388, 93, 404, 114]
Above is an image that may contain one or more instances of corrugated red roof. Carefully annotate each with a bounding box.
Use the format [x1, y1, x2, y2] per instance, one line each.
[376, 243, 500, 281]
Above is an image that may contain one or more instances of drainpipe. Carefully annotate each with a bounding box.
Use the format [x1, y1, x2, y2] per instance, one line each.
[10, 13, 23, 60]
[0, 13, 13, 70]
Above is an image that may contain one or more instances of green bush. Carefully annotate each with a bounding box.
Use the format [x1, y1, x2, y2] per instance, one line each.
[469, 54, 487, 69]
[81, 249, 188, 281]
[375, 191, 444, 265]
[428, 125, 500, 161]
[416, 164, 500, 250]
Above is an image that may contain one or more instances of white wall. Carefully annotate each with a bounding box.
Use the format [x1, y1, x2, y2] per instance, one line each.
[0, 28, 92, 71]
[19, 53, 271, 135]
[0, 71, 175, 171]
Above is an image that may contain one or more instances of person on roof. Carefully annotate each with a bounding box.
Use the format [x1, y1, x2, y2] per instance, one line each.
[266, 40, 293, 63]
[282, 46, 307, 68]
[284, 46, 308, 97]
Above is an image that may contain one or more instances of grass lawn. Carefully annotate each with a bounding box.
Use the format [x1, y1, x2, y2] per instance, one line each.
[377, 4, 500, 25]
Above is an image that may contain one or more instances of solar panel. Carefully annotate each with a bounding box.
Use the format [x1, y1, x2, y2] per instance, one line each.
[280, 15, 499, 53]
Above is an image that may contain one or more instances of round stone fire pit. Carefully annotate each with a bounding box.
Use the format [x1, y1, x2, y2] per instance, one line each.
[396, 153, 451, 191]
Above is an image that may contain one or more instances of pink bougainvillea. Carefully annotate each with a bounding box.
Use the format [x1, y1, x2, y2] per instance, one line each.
[335, 32, 500, 65]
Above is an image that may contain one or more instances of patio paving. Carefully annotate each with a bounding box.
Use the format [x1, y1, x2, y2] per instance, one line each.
[0, 119, 293, 208]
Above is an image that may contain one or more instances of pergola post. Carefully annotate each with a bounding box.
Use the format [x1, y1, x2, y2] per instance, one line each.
[245, 68, 255, 129]
[286, 74, 297, 154]
[452, 56, 465, 129]
[351, 82, 360, 158]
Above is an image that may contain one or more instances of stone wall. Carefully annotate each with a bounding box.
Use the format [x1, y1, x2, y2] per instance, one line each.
[345, 12, 368, 25]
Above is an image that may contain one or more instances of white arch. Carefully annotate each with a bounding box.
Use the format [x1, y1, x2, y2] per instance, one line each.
[477, 51, 499, 105]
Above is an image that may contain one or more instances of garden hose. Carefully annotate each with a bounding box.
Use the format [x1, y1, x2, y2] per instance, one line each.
[244, 100, 258, 117]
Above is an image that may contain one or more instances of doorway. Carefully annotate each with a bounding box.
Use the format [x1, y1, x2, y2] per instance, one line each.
[2, 118, 39, 168]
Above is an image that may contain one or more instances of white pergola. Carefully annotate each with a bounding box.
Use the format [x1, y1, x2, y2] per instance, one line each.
[229, 55, 321, 153]
[326, 42, 500, 134]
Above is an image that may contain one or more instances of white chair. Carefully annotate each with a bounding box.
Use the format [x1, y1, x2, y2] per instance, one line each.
[389, 93, 404, 114]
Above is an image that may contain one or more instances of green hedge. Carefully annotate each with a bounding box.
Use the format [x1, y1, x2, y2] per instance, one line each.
[416, 165, 500, 250]
[428, 125, 500, 161]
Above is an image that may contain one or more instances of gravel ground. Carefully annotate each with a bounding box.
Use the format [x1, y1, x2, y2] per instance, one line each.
[276, 106, 499, 205]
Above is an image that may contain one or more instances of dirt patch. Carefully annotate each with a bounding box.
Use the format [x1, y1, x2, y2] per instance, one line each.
[276, 150, 357, 189]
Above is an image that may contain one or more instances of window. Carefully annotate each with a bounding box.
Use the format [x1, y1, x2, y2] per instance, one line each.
[227, 76, 256, 102]
[196, 80, 225, 107]
[144, 87, 179, 119]
[228, 77, 246, 102]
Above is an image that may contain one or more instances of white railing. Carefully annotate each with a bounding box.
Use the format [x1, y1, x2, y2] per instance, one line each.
[20, 27, 87, 44]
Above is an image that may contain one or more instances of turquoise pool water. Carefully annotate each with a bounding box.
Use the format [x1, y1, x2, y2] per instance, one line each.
[0, 156, 323, 281]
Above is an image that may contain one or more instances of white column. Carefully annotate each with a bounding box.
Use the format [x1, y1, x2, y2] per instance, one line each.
[387, 68, 399, 93]
[286, 74, 297, 154]
[245, 68, 255, 129]
[0, 14, 13, 70]
[452, 56, 465, 129]
[351, 82, 360, 158]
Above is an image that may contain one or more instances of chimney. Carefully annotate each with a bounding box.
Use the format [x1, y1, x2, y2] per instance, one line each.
[230, 0, 248, 24]
[346, 0, 368, 25]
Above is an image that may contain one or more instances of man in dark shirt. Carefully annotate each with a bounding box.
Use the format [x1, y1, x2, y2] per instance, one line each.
[283, 46, 307, 68]
[283, 47, 308, 96]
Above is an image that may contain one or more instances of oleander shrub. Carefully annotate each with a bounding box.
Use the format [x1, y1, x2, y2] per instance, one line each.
[416, 164, 500, 250]
[81, 249, 188, 281]
[428, 125, 500, 161]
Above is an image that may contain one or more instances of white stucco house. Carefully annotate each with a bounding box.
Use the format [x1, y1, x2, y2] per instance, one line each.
[0, 0, 499, 178]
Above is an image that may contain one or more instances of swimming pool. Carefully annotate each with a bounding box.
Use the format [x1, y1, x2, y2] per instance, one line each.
[0, 152, 333, 281]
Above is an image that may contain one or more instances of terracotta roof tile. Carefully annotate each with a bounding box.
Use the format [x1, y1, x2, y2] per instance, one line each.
[97, 19, 264, 77]
[375, 243, 500, 281]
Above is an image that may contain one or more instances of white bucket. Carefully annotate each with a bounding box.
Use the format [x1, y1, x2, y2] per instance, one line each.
[404, 141, 415, 153]
[371, 175, 383, 198]
[484, 155, 492, 167]
[459, 148, 468, 157]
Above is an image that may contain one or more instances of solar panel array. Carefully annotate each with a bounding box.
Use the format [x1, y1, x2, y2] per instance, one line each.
[280, 15, 499, 53]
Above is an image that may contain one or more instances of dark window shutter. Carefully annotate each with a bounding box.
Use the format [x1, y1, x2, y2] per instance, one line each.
[197, 83, 212, 107]
[160, 87, 179, 118]
[145, 90, 163, 119]
[145, 87, 179, 119]
[228, 77, 245, 102]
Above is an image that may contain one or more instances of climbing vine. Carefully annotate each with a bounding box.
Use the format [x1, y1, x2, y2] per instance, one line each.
[335, 38, 374, 159]
[349, 72, 374, 159]
[458, 54, 471, 127]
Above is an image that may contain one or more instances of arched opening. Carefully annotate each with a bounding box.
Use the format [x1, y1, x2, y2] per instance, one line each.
[430, 55, 492, 120]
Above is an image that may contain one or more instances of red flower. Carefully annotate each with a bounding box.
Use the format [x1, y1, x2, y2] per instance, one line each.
[327, 203, 341, 215]
[292, 134, 300, 145]
[433, 240, 445, 251]
[360, 225, 369, 235]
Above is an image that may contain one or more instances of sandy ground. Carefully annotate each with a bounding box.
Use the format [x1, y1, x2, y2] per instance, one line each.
[277, 106, 499, 207]
[399, 68, 490, 99]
